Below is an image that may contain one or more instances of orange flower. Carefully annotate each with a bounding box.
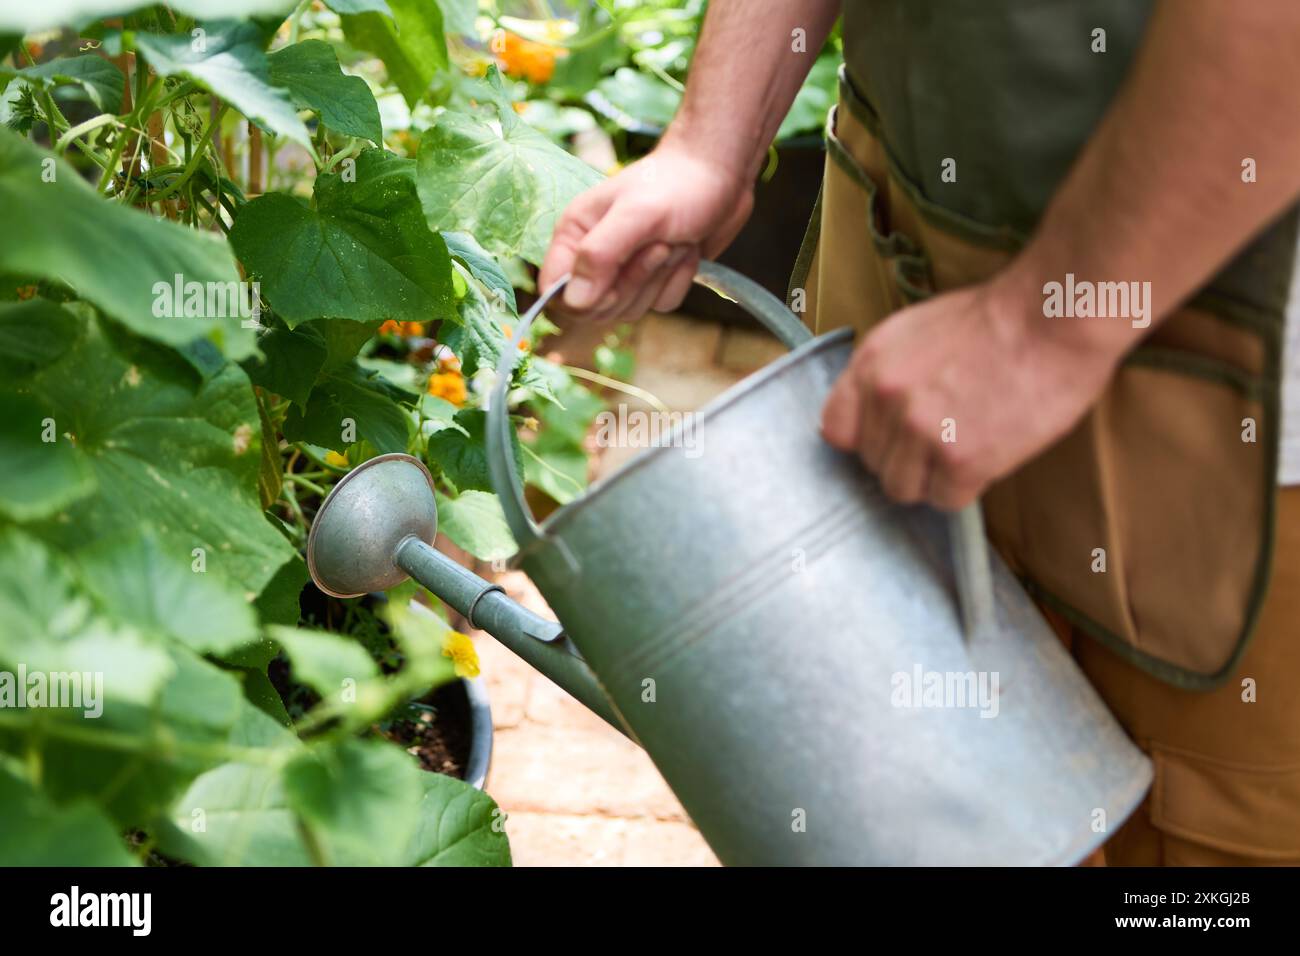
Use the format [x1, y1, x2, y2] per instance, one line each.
[427, 370, 467, 406]
[379, 319, 403, 335]
[15, 285, 37, 301]
[404, 321, 425, 337]
[500, 323, 530, 351]
[496, 30, 565, 85]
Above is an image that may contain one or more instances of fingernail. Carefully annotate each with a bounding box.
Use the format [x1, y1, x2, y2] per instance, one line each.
[565, 278, 598, 309]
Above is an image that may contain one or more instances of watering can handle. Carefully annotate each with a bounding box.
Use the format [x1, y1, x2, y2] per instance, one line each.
[485, 260, 813, 553]
[484, 260, 995, 638]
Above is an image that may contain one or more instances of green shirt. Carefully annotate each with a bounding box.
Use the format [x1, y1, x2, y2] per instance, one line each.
[840, 0, 1298, 317]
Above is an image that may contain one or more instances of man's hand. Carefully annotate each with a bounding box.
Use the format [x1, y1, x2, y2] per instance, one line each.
[820, 280, 1120, 511]
[538, 144, 754, 323]
[538, 0, 841, 323]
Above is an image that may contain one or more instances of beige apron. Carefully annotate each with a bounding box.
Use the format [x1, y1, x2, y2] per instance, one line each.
[791, 69, 1283, 691]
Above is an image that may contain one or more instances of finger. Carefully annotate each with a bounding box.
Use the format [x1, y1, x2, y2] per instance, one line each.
[566, 197, 664, 311]
[539, 185, 615, 293]
[606, 246, 692, 324]
[592, 242, 674, 323]
[821, 371, 864, 451]
[878, 424, 933, 504]
[926, 470, 981, 512]
[652, 249, 699, 313]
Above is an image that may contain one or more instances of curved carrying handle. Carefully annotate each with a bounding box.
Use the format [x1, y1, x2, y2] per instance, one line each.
[486, 260, 812, 554]
[484, 261, 995, 640]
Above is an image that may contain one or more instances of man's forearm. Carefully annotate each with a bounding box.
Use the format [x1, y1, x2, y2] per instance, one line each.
[997, 0, 1300, 357]
[661, 0, 841, 181]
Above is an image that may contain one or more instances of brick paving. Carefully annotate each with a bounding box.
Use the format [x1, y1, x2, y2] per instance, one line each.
[463, 312, 787, 867]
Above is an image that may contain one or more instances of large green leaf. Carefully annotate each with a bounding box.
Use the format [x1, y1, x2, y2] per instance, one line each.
[0, 3, 296, 35]
[280, 361, 412, 454]
[434, 489, 516, 561]
[404, 772, 511, 866]
[0, 131, 255, 359]
[282, 738, 423, 866]
[160, 698, 311, 867]
[0, 55, 126, 114]
[342, 0, 447, 109]
[0, 767, 134, 866]
[267, 39, 382, 143]
[76, 534, 259, 656]
[417, 77, 604, 265]
[0, 391, 96, 522]
[133, 20, 311, 150]
[324, 0, 391, 14]
[230, 148, 455, 327]
[26, 314, 295, 601]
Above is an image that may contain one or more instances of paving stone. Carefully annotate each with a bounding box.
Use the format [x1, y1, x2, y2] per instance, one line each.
[718, 326, 788, 374]
[502, 811, 629, 867]
[620, 818, 719, 867]
[634, 312, 725, 374]
[471, 631, 532, 729]
[486, 723, 690, 821]
[524, 669, 618, 734]
[631, 365, 746, 415]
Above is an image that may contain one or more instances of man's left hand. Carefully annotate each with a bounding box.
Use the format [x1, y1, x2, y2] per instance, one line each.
[820, 279, 1121, 511]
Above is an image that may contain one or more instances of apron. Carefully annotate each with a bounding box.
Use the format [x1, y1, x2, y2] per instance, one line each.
[790, 66, 1290, 689]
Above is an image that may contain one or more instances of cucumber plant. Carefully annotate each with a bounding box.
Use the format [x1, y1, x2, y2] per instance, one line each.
[0, 0, 606, 866]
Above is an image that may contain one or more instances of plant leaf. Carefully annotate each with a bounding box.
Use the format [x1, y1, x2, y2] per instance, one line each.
[0, 767, 135, 866]
[133, 19, 311, 150]
[267, 625, 378, 701]
[426, 408, 523, 494]
[282, 738, 423, 866]
[26, 314, 295, 602]
[404, 772, 511, 866]
[342, 0, 447, 109]
[0, 390, 96, 522]
[417, 83, 603, 265]
[76, 534, 259, 656]
[434, 489, 516, 561]
[230, 148, 455, 327]
[0, 55, 125, 114]
[0, 131, 255, 359]
[280, 360, 412, 454]
[267, 39, 382, 143]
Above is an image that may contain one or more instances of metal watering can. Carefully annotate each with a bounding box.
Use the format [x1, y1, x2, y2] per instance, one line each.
[307, 262, 1152, 866]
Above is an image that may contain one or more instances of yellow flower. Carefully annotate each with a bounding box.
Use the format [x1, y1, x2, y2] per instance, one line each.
[427, 370, 467, 406]
[442, 630, 480, 678]
[324, 450, 349, 468]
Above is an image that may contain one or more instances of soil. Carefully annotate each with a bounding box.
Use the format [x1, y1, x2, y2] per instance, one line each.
[378, 681, 474, 778]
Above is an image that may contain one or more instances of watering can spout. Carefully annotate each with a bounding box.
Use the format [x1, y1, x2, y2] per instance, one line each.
[392, 536, 626, 733]
[304, 453, 626, 736]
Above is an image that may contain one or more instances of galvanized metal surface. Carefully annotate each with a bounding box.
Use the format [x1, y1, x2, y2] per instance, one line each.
[308, 262, 1154, 865]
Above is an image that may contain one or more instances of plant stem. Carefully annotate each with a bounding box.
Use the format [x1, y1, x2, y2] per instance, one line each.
[561, 364, 671, 414]
[150, 104, 228, 203]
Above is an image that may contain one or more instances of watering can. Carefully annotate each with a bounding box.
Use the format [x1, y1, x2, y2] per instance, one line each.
[306, 262, 1152, 866]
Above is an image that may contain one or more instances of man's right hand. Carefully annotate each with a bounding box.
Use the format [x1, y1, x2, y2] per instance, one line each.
[538, 142, 755, 324]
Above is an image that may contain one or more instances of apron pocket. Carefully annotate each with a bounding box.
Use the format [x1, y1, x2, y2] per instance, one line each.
[999, 339, 1270, 685]
[1152, 744, 1300, 860]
